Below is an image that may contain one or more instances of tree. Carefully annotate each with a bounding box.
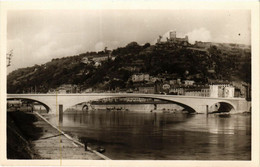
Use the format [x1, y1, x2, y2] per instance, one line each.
[241, 61, 251, 84]
[143, 43, 151, 49]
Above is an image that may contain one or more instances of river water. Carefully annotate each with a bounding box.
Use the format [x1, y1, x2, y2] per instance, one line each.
[47, 109, 251, 160]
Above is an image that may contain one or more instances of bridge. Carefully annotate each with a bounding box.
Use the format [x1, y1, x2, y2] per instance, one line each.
[7, 93, 250, 114]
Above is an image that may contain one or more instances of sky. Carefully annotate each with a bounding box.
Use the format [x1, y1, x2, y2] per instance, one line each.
[7, 10, 250, 73]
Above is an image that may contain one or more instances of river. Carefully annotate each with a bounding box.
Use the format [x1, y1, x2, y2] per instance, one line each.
[47, 109, 251, 160]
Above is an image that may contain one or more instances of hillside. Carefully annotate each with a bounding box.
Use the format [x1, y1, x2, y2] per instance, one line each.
[7, 41, 251, 93]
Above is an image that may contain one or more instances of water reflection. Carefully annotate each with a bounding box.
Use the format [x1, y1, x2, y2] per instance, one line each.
[48, 110, 251, 160]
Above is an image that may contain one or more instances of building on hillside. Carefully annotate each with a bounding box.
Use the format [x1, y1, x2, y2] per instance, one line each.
[110, 56, 116, 61]
[82, 54, 115, 66]
[231, 81, 247, 98]
[201, 88, 210, 97]
[169, 79, 177, 85]
[83, 88, 93, 93]
[185, 91, 201, 96]
[55, 84, 78, 94]
[132, 73, 150, 82]
[93, 55, 109, 62]
[155, 31, 189, 47]
[207, 69, 215, 73]
[154, 80, 172, 94]
[162, 83, 171, 90]
[169, 31, 176, 39]
[81, 57, 91, 64]
[209, 84, 234, 98]
[184, 87, 210, 97]
[184, 80, 195, 86]
[94, 61, 102, 67]
[58, 90, 67, 94]
[150, 76, 161, 83]
[156, 83, 170, 94]
[177, 78, 182, 85]
[169, 87, 184, 95]
[138, 85, 155, 94]
[168, 31, 189, 43]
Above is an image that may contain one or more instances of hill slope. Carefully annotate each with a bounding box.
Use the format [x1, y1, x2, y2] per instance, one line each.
[7, 42, 251, 93]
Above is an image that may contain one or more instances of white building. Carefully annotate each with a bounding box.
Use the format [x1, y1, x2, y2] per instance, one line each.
[169, 80, 177, 85]
[177, 78, 182, 84]
[94, 61, 102, 67]
[132, 74, 150, 82]
[169, 88, 184, 95]
[162, 84, 171, 90]
[223, 86, 235, 98]
[209, 84, 234, 98]
[81, 57, 91, 64]
[184, 80, 195, 86]
[93, 55, 108, 62]
[209, 85, 219, 98]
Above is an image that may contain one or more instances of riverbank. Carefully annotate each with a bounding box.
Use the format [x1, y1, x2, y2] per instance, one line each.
[7, 111, 109, 160]
[7, 111, 41, 159]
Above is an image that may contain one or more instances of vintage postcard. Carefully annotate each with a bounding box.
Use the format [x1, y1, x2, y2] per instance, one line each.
[0, 1, 259, 167]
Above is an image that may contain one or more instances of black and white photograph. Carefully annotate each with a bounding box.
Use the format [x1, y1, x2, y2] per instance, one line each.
[1, 1, 259, 167]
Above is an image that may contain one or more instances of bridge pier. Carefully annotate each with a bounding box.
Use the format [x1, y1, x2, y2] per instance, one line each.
[59, 104, 63, 123]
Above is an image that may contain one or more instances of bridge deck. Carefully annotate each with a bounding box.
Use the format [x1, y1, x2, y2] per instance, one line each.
[7, 94, 249, 114]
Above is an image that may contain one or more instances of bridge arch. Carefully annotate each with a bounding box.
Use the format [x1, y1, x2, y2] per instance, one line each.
[149, 97, 196, 113]
[74, 96, 197, 113]
[209, 101, 236, 113]
[82, 105, 88, 112]
[7, 97, 51, 112]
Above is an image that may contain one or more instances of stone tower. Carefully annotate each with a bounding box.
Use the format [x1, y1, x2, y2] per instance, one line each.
[169, 31, 176, 40]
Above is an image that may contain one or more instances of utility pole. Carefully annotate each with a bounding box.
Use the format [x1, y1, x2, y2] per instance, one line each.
[6, 50, 13, 67]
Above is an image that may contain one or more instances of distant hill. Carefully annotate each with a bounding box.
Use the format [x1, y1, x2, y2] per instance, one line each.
[7, 41, 251, 93]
